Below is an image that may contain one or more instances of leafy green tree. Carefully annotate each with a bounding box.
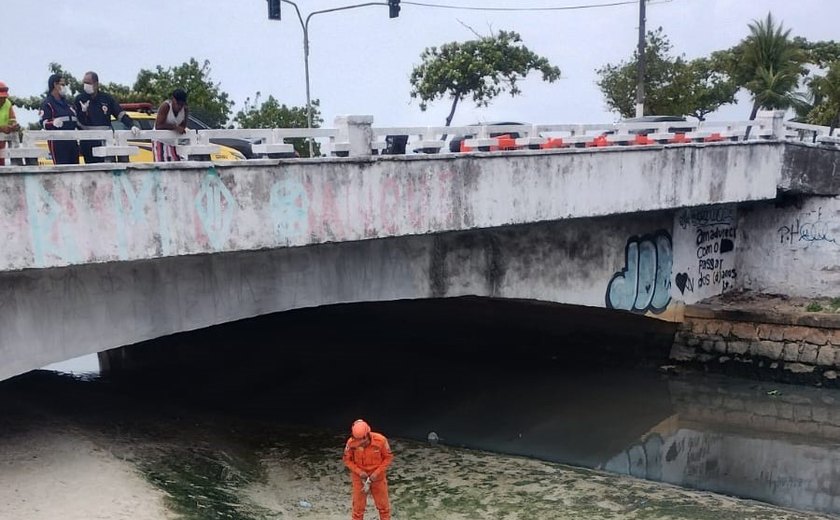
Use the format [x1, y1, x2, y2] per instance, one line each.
[789, 39, 840, 126]
[132, 58, 233, 128]
[679, 58, 739, 121]
[409, 30, 561, 126]
[797, 62, 840, 127]
[234, 93, 322, 157]
[596, 29, 737, 120]
[795, 38, 840, 68]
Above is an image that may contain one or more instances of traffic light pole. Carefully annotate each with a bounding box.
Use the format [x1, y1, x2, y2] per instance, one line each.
[281, 1, 389, 157]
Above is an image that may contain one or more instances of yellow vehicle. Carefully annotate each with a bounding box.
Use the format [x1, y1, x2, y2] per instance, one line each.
[37, 103, 245, 164]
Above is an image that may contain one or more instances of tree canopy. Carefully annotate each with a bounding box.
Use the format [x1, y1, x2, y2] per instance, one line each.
[234, 94, 323, 157]
[794, 61, 840, 127]
[133, 59, 234, 128]
[792, 39, 840, 126]
[598, 14, 840, 125]
[596, 28, 737, 120]
[13, 59, 234, 128]
[409, 30, 560, 126]
[710, 13, 807, 122]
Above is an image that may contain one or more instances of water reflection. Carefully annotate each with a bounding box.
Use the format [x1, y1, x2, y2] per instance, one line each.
[376, 364, 840, 515]
[602, 377, 840, 515]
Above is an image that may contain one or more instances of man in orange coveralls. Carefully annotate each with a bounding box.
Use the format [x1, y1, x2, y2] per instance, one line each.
[343, 419, 394, 520]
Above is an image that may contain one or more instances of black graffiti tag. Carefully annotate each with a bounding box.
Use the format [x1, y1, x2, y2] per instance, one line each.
[679, 206, 735, 230]
[778, 208, 838, 247]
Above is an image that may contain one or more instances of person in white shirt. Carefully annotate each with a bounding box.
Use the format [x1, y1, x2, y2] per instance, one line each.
[153, 89, 189, 162]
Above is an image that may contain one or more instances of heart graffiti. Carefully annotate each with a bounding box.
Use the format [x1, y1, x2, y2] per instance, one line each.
[675, 272, 693, 294]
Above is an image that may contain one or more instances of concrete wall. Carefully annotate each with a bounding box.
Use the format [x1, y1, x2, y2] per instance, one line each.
[781, 142, 840, 195]
[670, 195, 840, 301]
[0, 213, 679, 381]
[671, 204, 739, 304]
[0, 142, 783, 271]
[737, 196, 840, 297]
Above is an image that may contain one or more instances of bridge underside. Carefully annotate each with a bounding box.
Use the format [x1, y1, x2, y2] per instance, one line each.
[0, 212, 674, 382]
[99, 297, 678, 376]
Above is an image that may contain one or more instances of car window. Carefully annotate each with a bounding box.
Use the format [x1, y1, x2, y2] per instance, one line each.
[187, 117, 209, 130]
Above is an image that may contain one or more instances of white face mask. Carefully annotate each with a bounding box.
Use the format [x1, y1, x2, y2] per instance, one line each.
[83, 83, 95, 95]
[61, 86, 69, 97]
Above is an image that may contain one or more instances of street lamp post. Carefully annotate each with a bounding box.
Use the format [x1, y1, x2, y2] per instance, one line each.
[280, 1, 390, 157]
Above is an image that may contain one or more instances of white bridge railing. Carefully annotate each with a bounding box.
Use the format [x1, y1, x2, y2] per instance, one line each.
[0, 110, 835, 166]
[783, 121, 840, 145]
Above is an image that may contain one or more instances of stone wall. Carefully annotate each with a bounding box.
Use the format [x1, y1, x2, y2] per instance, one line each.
[671, 306, 840, 384]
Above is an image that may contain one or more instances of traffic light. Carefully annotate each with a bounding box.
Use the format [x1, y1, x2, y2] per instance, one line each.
[267, 0, 281, 20]
[388, 0, 400, 18]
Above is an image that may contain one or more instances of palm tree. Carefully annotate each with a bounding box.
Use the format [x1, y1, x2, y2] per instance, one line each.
[746, 65, 800, 119]
[738, 14, 806, 135]
[744, 14, 802, 112]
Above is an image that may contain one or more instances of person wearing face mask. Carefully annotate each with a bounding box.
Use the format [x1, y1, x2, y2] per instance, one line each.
[0, 81, 21, 166]
[40, 74, 80, 165]
[74, 71, 140, 163]
[152, 89, 189, 162]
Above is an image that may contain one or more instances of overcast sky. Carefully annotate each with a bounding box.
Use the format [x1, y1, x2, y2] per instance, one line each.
[6, 0, 838, 128]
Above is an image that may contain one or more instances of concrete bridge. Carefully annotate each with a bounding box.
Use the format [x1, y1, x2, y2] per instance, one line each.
[1, 112, 839, 381]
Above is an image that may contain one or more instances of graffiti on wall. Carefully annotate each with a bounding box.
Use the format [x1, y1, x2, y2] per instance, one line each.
[24, 176, 78, 266]
[606, 231, 672, 313]
[14, 164, 461, 269]
[678, 206, 733, 230]
[20, 167, 236, 267]
[673, 205, 737, 298]
[194, 168, 236, 250]
[694, 225, 737, 291]
[778, 207, 838, 248]
[270, 176, 309, 244]
[267, 169, 458, 245]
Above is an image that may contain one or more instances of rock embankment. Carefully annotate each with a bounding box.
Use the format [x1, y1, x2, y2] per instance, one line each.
[671, 294, 840, 385]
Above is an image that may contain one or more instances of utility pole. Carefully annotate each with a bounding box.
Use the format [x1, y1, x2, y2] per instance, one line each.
[635, 0, 646, 118]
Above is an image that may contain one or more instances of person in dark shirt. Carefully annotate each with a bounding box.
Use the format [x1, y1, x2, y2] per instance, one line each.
[74, 71, 139, 163]
[40, 73, 80, 165]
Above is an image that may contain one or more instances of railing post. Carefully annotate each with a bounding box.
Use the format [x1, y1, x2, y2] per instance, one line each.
[335, 115, 374, 157]
[756, 110, 785, 139]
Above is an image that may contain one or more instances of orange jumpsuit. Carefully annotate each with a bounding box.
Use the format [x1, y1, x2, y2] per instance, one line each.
[343, 432, 394, 520]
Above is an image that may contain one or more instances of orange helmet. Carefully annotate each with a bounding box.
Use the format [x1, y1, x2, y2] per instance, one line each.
[351, 419, 371, 439]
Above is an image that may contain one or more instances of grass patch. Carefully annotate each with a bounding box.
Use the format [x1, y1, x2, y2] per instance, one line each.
[137, 444, 272, 520]
[806, 302, 824, 312]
